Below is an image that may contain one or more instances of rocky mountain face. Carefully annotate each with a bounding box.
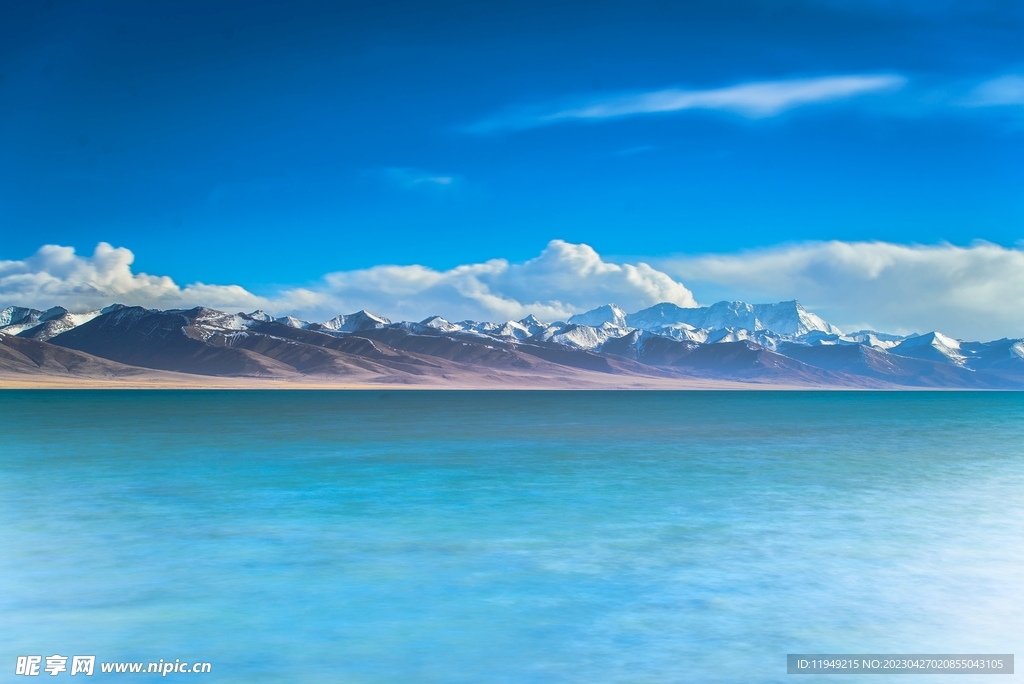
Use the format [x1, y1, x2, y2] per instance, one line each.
[3, 301, 1023, 387]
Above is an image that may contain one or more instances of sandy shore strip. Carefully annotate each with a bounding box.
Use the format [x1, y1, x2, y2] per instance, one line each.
[0, 370, 795, 390]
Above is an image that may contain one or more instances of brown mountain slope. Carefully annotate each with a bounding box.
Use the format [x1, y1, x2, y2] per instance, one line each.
[0, 333, 160, 378]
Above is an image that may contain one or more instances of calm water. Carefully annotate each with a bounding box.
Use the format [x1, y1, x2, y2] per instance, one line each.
[1, 391, 1022, 683]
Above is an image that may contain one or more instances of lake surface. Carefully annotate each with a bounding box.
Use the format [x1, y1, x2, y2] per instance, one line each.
[2, 391, 1022, 682]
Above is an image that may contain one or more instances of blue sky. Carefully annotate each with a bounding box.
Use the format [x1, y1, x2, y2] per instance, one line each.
[2, 0, 1024, 336]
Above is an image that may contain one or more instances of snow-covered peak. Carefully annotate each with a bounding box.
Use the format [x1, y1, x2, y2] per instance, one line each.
[624, 302, 695, 330]
[516, 315, 549, 336]
[890, 331, 967, 366]
[191, 308, 253, 331]
[28, 309, 102, 341]
[448, 319, 533, 340]
[276, 316, 311, 329]
[0, 306, 102, 340]
[687, 301, 761, 330]
[567, 304, 628, 329]
[419, 315, 462, 332]
[163, 308, 255, 341]
[654, 325, 708, 343]
[840, 330, 906, 350]
[518, 314, 545, 326]
[453, 319, 496, 335]
[535, 322, 629, 350]
[492, 321, 533, 340]
[505, 315, 540, 335]
[704, 327, 750, 344]
[1, 306, 39, 327]
[931, 331, 961, 350]
[246, 310, 275, 322]
[0, 306, 43, 332]
[319, 310, 391, 333]
[625, 300, 840, 337]
[752, 301, 841, 336]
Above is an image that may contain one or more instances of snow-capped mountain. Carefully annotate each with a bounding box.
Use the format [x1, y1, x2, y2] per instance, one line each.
[835, 330, 904, 350]
[419, 316, 462, 333]
[277, 316, 311, 329]
[316, 310, 391, 333]
[0, 305, 109, 341]
[4, 298, 1024, 388]
[567, 304, 628, 329]
[1, 306, 37, 327]
[890, 332, 967, 367]
[625, 300, 840, 336]
[535, 322, 629, 350]
[410, 314, 559, 343]
[247, 310, 312, 328]
[245, 310, 276, 323]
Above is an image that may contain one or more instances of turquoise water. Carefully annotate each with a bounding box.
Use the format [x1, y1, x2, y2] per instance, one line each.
[1, 391, 1022, 683]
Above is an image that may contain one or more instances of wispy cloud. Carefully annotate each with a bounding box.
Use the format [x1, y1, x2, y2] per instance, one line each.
[965, 75, 1024, 106]
[469, 74, 906, 133]
[373, 167, 459, 189]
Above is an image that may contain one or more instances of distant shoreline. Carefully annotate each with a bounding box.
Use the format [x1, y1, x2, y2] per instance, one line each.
[0, 375, 765, 390]
[0, 374, 1001, 391]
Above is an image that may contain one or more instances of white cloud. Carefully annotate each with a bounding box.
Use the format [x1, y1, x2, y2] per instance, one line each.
[375, 167, 458, 189]
[470, 75, 906, 132]
[316, 240, 697, 322]
[8, 239, 1023, 340]
[0, 240, 696, 324]
[659, 241, 1024, 340]
[0, 243, 271, 313]
[966, 75, 1024, 106]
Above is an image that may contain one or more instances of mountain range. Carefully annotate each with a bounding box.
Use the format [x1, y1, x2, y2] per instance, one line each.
[2, 300, 1023, 388]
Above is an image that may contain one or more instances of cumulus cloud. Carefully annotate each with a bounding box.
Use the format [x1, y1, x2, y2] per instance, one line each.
[8, 239, 1022, 339]
[321, 240, 697, 322]
[0, 240, 696, 324]
[469, 75, 906, 133]
[659, 241, 1024, 340]
[0, 243, 272, 313]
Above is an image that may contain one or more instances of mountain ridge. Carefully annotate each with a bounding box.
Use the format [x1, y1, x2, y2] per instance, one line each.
[3, 300, 1023, 388]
